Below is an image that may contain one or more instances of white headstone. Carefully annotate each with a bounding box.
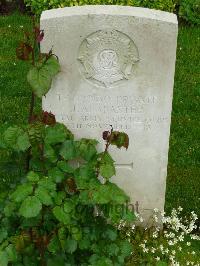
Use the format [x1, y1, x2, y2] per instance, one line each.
[41, 5, 178, 220]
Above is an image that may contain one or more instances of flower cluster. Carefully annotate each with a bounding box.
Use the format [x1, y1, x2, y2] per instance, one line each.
[119, 208, 200, 266]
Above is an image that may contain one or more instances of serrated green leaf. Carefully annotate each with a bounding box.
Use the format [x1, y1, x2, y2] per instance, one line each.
[57, 161, 74, 173]
[90, 256, 113, 266]
[35, 187, 53, 206]
[0, 251, 8, 266]
[45, 123, 73, 145]
[76, 139, 98, 161]
[27, 66, 51, 98]
[120, 240, 132, 257]
[60, 140, 77, 160]
[38, 178, 56, 192]
[16, 133, 31, 151]
[52, 206, 70, 224]
[47, 256, 65, 266]
[4, 202, 16, 217]
[101, 152, 115, 164]
[48, 236, 60, 254]
[44, 144, 57, 163]
[107, 243, 119, 256]
[92, 183, 128, 204]
[65, 238, 77, 254]
[63, 200, 74, 214]
[53, 191, 66, 205]
[27, 171, 40, 183]
[3, 126, 30, 152]
[122, 209, 136, 222]
[99, 163, 115, 179]
[0, 228, 8, 243]
[104, 228, 117, 241]
[5, 244, 17, 262]
[43, 56, 60, 77]
[10, 183, 33, 203]
[79, 238, 90, 250]
[19, 196, 42, 218]
[48, 167, 65, 183]
[71, 227, 82, 241]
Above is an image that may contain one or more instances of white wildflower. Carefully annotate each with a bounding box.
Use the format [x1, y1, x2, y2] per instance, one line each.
[139, 217, 144, 223]
[172, 250, 176, 255]
[151, 247, 156, 253]
[178, 206, 183, 212]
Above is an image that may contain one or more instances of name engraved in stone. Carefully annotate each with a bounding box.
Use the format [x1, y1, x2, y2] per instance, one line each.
[54, 94, 167, 131]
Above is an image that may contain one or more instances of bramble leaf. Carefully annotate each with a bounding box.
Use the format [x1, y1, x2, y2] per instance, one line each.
[35, 187, 53, 206]
[52, 206, 70, 224]
[0, 228, 8, 243]
[119, 240, 132, 257]
[48, 236, 60, 254]
[99, 163, 115, 179]
[3, 126, 30, 152]
[65, 238, 77, 254]
[27, 57, 60, 98]
[19, 196, 42, 218]
[27, 66, 51, 98]
[10, 183, 33, 203]
[57, 161, 74, 173]
[5, 244, 17, 262]
[45, 123, 73, 145]
[48, 167, 65, 183]
[60, 140, 77, 160]
[0, 251, 8, 266]
[44, 144, 57, 163]
[42, 56, 60, 77]
[110, 131, 129, 149]
[27, 171, 40, 183]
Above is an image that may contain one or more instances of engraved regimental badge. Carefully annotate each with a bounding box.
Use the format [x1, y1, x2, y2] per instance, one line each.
[78, 30, 139, 88]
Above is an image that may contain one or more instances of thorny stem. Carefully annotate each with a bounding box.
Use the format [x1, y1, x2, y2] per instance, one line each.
[26, 18, 37, 171]
[28, 92, 35, 123]
[104, 125, 113, 153]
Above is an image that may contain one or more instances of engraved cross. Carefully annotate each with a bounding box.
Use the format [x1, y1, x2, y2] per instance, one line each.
[115, 162, 134, 170]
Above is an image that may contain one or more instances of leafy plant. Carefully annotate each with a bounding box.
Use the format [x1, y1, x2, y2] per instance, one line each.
[24, 0, 177, 16]
[179, 0, 200, 25]
[121, 208, 200, 265]
[0, 20, 135, 265]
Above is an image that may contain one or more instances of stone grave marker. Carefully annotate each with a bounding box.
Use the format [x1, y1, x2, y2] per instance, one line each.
[41, 5, 178, 221]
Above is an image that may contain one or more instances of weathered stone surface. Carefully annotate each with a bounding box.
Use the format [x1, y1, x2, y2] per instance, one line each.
[41, 5, 178, 220]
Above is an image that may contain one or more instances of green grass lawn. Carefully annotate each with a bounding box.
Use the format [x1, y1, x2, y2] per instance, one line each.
[0, 13, 200, 218]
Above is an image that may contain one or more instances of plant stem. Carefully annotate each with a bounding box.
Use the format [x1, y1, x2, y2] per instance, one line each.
[28, 92, 35, 123]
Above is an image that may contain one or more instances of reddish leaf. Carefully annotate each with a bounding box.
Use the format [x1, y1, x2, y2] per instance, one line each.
[110, 131, 129, 150]
[42, 111, 56, 125]
[16, 42, 33, 61]
[66, 178, 77, 193]
[34, 27, 44, 43]
[102, 131, 110, 141]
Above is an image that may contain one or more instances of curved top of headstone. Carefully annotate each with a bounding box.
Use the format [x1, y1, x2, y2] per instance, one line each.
[41, 5, 177, 24]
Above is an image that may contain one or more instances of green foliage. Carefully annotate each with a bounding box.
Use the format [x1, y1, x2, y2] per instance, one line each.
[24, 0, 177, 16]
[24, 0, 200, 25]
[27, 56, 60, 98]
[0, 120, 135, 264]
[179, 0, 200, 25]
[0, 20, 135, 265]
[3, 126, 30, 152]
